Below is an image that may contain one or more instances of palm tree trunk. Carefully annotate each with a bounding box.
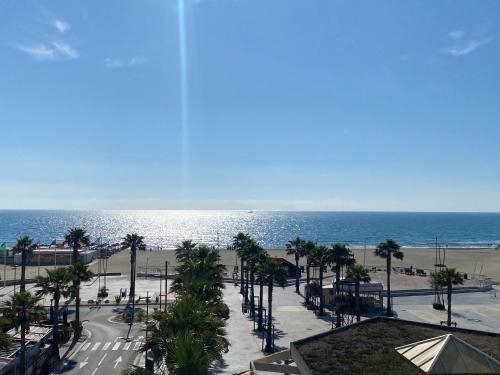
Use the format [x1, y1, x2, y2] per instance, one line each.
[129, 246, 136, 303]
[52, 294, 60, 359]
[73, 245, 78, 265]
[306, 260, 310, 305]
[258, 280, 264, 331]
[20, 319, 26, 374]
[250, 267, 255, 317]
[239, 258, 244, 295]
[295, 253, 300, 293]
[75, 279, 81, 339]
[447, 281, 452, 327]
[386, 256, 392, 315]
[21, 249, 27, 293]
[355, 282, 360, 322]
[265, 279, 273, 352]
[319, 265, 324, 316]
[335, 263, 341, 328]
[244, 265, 249, 304]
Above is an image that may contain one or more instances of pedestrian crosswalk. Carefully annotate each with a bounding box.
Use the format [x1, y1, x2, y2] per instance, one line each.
[78, 338, 144, 353]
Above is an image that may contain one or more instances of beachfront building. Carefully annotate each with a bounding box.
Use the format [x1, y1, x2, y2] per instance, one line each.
[323, 278, 384, 306]
[0, 325, 52, 375]
[249, 317, 500, 374]
[11, 248, 96, 266]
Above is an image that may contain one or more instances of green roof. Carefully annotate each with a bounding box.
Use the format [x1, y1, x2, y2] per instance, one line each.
[293, 318, 500, 375]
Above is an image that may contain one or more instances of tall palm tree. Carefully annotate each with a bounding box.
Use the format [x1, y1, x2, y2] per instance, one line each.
[65, 228, 90, 265]
[245, 240, 264, 317]
[36, 268, 73, 359]
[255, 250, 269, 331]
[303, 240, 316, 306]
[431, 268, 464, 327]
[310, 245, 331, 316]
[286, 237, 305, 294]
[258, 258, 287, 353]
[121, 233, 145, 305]
[330, 243, 355, 327]
[346, 265, 371, 322]
[374, 239, 403, 316]
[16, 236, 33, 293]
[232, 233, 251, 296]
[2, 291, 45, 374]
[69, 262, 94, 339]
[65, 228, 90, 339]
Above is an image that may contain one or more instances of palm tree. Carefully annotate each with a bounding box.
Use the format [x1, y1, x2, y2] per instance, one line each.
[171, 246, 227, 309]
[431, 268, 464, 327]
[246, 240, 264, 317]
[232, 233, 251, 296]
[16, 236, 33, 293]
[175, 240, 197, 262]
[303, 240, 316, 306]
[143, 295, 227, 372]
[69, 262, 94, 339]
[254, 250, 269, 331]
[346, 265, 371, 322]
[65, 228, 90, 339]
[165, 332, 210, 375]
[310, 245, 331, 316]
[374, 239, 403, 316]
[330, 243, 355, 327]
[121, 233, 144, 305]
[36, 268, 73, 359]
[65, 228, 90, 265]
[2, 291, 45, 374]
[286, 237, 305, 294]
[258, 258, 287, 353]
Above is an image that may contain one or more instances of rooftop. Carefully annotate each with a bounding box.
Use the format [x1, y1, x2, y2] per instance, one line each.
[292, 317, 500, 375]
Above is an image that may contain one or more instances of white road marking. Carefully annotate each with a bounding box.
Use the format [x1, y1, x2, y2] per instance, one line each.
[123, 342, 131, 350]
[133, 342, 142, 350]
[81, 342, 91, 352]
[91, 369, 98, 375]
[79, 357, 89, 369]
[91, 342, 101, 351]
[112, 342, 121, 350]
[98, 353, 107, 366]
[114, 356, 122, 368]
[102, 342, 111, 351]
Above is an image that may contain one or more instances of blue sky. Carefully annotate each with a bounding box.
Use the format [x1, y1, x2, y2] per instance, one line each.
[0, 0, 499, 211]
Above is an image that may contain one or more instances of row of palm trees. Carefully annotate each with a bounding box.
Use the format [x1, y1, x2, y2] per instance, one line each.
[232, 233, 288, 353]
[0, 229, 94, 373]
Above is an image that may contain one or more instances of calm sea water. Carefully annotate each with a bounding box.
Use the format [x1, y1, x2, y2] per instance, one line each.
[0, 210, 499, 249]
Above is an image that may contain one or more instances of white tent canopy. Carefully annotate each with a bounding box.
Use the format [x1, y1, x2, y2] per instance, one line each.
[396, 334, 500, 374]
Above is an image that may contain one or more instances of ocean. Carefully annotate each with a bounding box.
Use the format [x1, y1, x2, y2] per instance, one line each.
[0, 210, 500, 249]
[0, 210, 499, 249]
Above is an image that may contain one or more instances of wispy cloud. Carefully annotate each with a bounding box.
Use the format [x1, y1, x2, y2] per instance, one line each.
[104, 56, 148, 68]
[18, 41, 78, 60]
[18, 44, 54, 60]
[448, 30, 464, 40]
[444, 30, 493, 56]
[52, 18, 70, 34]
[445, 38, 492, 56]
[52, 42, 78, 59]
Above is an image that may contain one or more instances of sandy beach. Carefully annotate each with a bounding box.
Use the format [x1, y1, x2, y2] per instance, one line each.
[96, 246, 500, 282]
[2, 247, 499, 286]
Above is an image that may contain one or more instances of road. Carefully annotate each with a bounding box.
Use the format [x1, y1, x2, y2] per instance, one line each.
[57, 306, 146, 375]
